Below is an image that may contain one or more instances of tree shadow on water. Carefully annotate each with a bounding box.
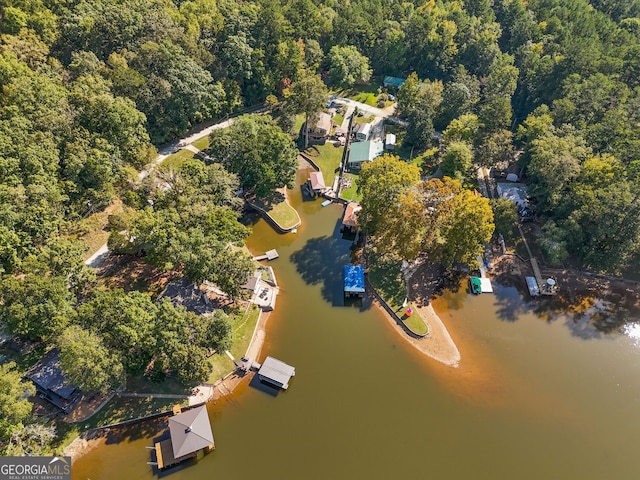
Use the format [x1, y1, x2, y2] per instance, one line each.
[290, 233, 352, 306]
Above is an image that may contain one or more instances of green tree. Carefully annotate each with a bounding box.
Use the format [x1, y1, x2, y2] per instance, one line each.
[0, 274, 75, 341]
[5, 423, 56, 456]
[58, 325, 125, 395]
[284, 70, 328, 148]
[526, 127, 591, 212]
[0, 362, 35, 446]
[440, 141, 474, 183]
[357, 155, 421, 234]
[208, 115, 298, 197]
[326, 45, 372, 88]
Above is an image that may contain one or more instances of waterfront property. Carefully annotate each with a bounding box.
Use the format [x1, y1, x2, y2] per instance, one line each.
[307, 171, 327, 198]
[257, 356, 296, 390]
[344, 265, 365, 298]
[152, 405, 215, 470]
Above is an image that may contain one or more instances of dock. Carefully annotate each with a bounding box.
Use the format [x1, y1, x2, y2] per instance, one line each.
[530, 258, 557, 295]
[257, 356, 296, 390]
[253, 249, 279, 261]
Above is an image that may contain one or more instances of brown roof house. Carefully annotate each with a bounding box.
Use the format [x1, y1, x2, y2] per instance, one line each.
[304, 112, 332, 145]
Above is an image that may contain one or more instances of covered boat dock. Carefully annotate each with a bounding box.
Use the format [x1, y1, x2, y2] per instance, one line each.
[153, 405, 215, 470]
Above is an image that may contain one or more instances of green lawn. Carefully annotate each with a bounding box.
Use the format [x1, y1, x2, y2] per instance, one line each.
[161, 149, 197, 169]
[301, 143, 344, 183]
[368, 256, 428, 335]
[207, 304, 261, 383]
[265, 196, 300, 229]
[79, 396, 186, 430]
[191, 135, 210, 151]
[333, 113, 344, 127]
[340, 172, 362, 202]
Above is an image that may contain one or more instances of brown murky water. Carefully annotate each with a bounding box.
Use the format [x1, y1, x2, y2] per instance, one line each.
[72, 170, 640, 479]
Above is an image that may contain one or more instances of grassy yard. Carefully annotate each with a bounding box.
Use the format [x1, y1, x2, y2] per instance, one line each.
[340, 172, 362, 202]
[80, 396, 186, 430]
[161, 148, 197, 169]
[335, 82, 394, 108]
[191, 135, 210, 151]
[301, 143, 344, 182]
[268, 200, 300, 229]
[333, 113, 344, 127]
[207, 304, 261, 383]
[368, 256, 428, 335]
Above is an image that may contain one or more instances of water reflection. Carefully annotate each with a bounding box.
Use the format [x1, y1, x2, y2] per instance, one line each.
[623, 322, 640, 348]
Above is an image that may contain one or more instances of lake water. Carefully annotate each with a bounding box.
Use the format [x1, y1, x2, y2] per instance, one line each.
[72, 170, 640, 479]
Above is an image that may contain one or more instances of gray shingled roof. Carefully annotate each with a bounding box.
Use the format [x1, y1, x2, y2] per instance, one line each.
[169, 405, 214, 458]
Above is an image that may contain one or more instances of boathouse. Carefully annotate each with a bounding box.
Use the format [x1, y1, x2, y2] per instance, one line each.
[344, 265, 365, 298]
[257, 356, 296, 389]
[154, 405, 215, 470]
[341, 202, 361, 234]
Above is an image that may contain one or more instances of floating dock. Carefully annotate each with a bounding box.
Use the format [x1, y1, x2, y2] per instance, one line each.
[253, 249, 279, 261]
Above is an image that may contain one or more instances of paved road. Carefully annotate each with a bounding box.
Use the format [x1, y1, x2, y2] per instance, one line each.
[335, 97, 404, 141]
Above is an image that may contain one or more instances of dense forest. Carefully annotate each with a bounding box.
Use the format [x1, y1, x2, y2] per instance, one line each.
[1, 0, 640, 454]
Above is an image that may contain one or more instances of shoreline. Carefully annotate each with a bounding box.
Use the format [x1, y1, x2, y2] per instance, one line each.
[371, 296, 461, 367]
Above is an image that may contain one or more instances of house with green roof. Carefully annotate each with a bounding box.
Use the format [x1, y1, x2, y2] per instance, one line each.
[347, 140, 384, 169]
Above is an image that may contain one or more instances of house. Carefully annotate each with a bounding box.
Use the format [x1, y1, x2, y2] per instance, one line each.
[344, 265, 365, 298]
[257, 356, 296, 389]
[347, 140, 384, 169]
[385, 133, 396, 150]
[382, 76, 406, 89]
[157, 279, 217, 316]
[342, 202, 361, 234]
[26, 350, 82, 413]
[154, 405, 215, 470]
[353, 122, 372, 141]
[304, 112, 332, 144]
[496, 182, 528, 209]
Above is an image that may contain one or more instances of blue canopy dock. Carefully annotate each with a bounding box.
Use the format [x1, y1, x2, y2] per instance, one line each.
[344, 265, 365, 298]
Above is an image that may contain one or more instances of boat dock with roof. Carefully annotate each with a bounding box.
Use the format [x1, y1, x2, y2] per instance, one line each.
[150, 405, 214, 470]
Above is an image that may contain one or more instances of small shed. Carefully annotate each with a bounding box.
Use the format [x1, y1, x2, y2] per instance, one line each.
[344, 265, 365, 298]
[258, 356, 296, 389]
[385, 133, 396, 150]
